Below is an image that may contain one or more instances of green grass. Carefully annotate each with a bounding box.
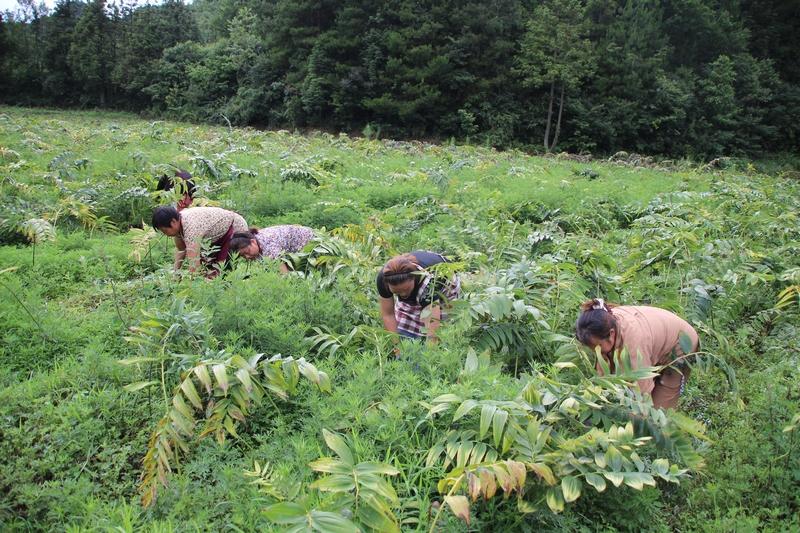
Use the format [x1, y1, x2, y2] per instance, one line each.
[1, 106, 798, 532]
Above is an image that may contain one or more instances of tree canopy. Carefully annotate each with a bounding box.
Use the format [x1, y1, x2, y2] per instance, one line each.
[1, 0, 797, 158]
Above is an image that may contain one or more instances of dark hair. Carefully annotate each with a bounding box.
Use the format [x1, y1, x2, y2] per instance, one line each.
[575, 298, 618, 345]
[229, 231, 258, 253]
[156, 169, 196, 197]
[382, 253, 420, 285]
[151, 205, 179, 229]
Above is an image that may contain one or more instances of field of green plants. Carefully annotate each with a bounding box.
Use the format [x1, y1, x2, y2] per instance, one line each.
[1, 107, 798, 532]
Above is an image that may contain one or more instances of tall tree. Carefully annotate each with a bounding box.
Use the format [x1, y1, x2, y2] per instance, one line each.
[68, 0, 113, 106]
[517, 0, 594, 152]
[113, 0, 197, 109]
[41, 0, 81, 104]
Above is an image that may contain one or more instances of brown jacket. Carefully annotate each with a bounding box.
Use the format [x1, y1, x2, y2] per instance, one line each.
[599, 306, 699, 395]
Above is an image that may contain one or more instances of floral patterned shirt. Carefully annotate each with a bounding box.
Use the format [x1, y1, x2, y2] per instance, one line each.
[180, 207, 248, 246]
[253, 225, 315, 259]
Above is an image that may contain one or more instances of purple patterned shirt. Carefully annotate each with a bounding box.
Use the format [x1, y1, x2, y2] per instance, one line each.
[253, 225, 315, 259]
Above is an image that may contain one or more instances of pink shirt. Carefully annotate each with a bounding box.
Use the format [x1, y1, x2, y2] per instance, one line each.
[600, 306, 699, 394]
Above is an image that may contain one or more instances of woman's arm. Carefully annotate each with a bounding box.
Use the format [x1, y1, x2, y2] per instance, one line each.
[184, 241, 202, 273]
[380, 297, 398, 333]
[173, 236, 186, 271]
[423, 304, 442, 343]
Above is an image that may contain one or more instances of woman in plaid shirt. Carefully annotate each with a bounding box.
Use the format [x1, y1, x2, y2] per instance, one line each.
[377, 251, 461, 342]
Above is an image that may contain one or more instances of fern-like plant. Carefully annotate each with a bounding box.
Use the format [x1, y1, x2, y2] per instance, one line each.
[424, 350, 704, 528]
[265, 429, 401, 532]
[130, 352, 331, 507]
[128, 223, 159, 268]
[18, 217, 55, 267]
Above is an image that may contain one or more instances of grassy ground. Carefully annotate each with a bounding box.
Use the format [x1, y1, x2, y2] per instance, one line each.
[0, 106, 798, 532]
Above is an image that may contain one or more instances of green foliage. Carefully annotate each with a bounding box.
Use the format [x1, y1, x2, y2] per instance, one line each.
[132, 352, 331, 507]
[424, 352, 701, 527]
[0, 109, 799, 532]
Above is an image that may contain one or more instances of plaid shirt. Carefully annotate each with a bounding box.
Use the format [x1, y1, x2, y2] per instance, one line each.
[396, 274, 461, 339]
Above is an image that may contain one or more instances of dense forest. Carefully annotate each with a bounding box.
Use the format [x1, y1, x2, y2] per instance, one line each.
[1, 0, 799, 158]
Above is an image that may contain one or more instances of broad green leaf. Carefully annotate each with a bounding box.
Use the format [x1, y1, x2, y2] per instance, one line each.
[529, 463, 556, 485]
[172, 393, 193, 421]
[235, 367, 253, 393]
[585, 473, 607, 493]
[123, 380, 159, 392]
[223, 415, 239, 438]
[605, 445, 623, 471]
[358, 499, 400, 533]
[594, 452, 607, 468]
[622, 471, 656, 490]
[358, 475, 399, 503]
[180, 378, 203, 409]
[168, 409, 194, 436]
[453, 399, 478, 421]
[355, 461, 400, 476]
[603, 471, 624, 487]
[309, 458, 351, 474]
[317, 371, 332, 393]
[212, 364, 229, 393]
[479, 404, 497, 439]
[492, 409, 508, 448]
[432, 393, 462, 404]
[561, 476, 582, 503]
[194, 365, 213, 394]
[322, 429, 354, 465]
[263, 502, 306, 524]
[545, 486, 565, 513]
[309, 475, 356, 492]
[652, 458, 670, 476]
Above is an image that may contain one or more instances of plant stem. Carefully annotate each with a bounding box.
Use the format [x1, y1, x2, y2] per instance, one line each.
[161, 359, 169, 407]
[0, 278, 51, 341]
[428, 473, 464, 533]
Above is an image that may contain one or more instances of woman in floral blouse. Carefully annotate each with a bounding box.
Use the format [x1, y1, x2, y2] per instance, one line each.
[152, 205, 248, 277]
[229, 225, 315, 272]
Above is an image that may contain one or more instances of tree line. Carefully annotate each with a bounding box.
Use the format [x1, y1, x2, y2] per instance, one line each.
[1, 0, 798, 158]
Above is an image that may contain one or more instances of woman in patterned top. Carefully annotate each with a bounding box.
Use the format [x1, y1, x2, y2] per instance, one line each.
[377, 252, 461, 343]
[576, 298, 699, 409]
[152, 205, 248, 276]
[229, 225, 315, 273]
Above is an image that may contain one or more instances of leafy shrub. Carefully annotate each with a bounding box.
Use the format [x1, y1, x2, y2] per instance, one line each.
[248, 182, 316, 219]
[363, 184, 427, 209]
[301, 203, 363, 230]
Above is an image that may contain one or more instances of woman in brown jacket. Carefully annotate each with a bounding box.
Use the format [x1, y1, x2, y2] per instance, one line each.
[575, 298, 699, 409]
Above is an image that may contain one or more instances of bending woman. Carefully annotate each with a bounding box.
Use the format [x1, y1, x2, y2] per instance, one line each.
[575, 299, 699, 409]
[377, 252, 460, 342]
[152, 205, 248, 276]
[229, 225, 315, 272]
